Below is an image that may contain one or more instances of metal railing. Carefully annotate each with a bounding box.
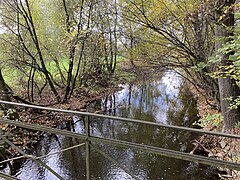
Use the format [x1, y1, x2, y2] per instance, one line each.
[0, 100, 240, 180]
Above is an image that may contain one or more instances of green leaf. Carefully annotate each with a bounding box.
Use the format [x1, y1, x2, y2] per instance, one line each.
[229, 55, 238, 61]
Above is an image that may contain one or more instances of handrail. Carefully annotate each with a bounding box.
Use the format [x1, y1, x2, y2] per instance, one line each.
[0, 117, 240, 171]
[0, 100, 240, 180]
[0, 100, 240, 139]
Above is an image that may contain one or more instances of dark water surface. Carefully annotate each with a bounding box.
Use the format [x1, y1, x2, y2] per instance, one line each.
[4, 71, 220, 180]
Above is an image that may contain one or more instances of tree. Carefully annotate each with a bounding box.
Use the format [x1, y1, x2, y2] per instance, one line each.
[62, 0, 92, 102]
[121, 0, 240, 131]
[0, 0, 61, 102]
[0, 68, 10, 109]
[214, 0, 240, 131]
[121, 0, 218, 98]
[0, 0, 121, 103]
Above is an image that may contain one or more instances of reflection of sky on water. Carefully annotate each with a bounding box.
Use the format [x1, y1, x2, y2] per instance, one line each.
[16, 135, 70, 180]
[103, 71, 183, 124]
[10, 70, 216, 180]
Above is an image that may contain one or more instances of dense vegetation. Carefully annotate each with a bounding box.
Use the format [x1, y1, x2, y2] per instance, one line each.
[0, 0, 240, 132]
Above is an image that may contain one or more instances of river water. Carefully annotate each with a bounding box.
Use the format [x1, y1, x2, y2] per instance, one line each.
[4, 71, 219, 179]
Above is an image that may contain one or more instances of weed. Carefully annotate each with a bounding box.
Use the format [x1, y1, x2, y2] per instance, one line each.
[235, 121, 240, 129]
[193, 113, 223, 128]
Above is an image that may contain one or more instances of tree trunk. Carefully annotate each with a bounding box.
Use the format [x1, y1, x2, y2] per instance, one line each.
[218, 76, 240, 131]
[0, 69, 11, 110]
[63, 0, 85, 102]
[215, 0, 240, 132]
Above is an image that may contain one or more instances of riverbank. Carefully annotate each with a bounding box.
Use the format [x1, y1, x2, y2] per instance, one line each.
[0, 61, 149, 157]
[189, 84, 240, 179]
[2, 66, 221, 179]
[1, 63, 239, 178]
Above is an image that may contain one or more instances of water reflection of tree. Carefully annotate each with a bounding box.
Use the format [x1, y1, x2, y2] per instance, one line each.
[166, 85, 198, 127]
[60, 137, 86, 179]
[65, 73, 216, 179]
[86, 88, 198, 178]
[166, 85, 199, 151]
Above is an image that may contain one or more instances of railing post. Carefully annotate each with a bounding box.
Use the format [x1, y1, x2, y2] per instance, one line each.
[85, 115, 90, 180]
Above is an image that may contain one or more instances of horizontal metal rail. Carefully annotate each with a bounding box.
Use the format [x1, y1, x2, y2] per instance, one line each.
[0, 117, 239, 171]
[0, 100, 240, 180]
[90, 136, 240, 171]
[0, 117, 86, 140]
[0, 100, 240, 139]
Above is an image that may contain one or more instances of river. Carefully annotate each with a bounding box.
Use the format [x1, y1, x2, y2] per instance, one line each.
[3, 71, 220, 179]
